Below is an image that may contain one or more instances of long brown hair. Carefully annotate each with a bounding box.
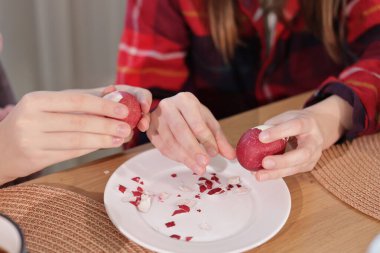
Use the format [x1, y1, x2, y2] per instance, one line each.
[206, 0, 347, 63]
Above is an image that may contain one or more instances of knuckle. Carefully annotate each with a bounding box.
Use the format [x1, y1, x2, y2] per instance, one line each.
[20, 92, 39, 109]
[178, 92, 192, 99]
[178, 92, 197, 103]
[192, 122, 208, 137]
[159, 98, 172, 110]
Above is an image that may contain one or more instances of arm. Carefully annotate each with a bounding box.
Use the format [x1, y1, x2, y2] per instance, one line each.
[120, 1, 235, 173]
[305, 1, 380, 139]
[116, 0, 190, 97]
[253, 1, 380, 181]
[116, 0, 192, 148]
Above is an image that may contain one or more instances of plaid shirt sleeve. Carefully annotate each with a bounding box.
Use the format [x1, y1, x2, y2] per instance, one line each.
[116, 0, 190, 94]
[306, 0, 380, 140]
[116, 0, 196, 147]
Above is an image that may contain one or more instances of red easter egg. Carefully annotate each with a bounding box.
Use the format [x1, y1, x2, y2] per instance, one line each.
[236, 126, 286, 171]
[103, 91, 142, 129]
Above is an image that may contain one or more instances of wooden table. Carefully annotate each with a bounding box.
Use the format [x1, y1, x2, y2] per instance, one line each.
[27, 91, 380, 253]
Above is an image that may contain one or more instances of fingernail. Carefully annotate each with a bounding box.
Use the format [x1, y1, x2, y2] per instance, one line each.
[115, 105, 128, 117]
[206, 147, 218, 157]
[117, 124, 130, 136]
[112, 137, 123, 146]
[196, 154, 208, 167]
[263, 159, 275, 169]
[259, 132, 269, 142]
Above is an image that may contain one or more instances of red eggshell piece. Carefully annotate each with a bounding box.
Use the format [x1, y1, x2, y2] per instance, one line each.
[236, 128, 286, 171]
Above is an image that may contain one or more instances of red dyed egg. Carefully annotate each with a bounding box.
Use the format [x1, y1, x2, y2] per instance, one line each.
[103, 91, 142, 129]
[236, 125, 286, 171]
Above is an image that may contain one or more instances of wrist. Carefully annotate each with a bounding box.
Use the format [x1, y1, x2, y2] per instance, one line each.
[305, 95, 353, 149]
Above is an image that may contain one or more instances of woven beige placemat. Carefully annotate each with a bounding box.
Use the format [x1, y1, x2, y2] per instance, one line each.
[312, 132, 380, 220]
[0, 184, 152, 253]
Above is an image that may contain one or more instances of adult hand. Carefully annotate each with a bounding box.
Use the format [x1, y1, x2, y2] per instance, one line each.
[90, 84, 152, 132]
[147, 92, 235, 175]
[254, 95, 353, 181]
[45, 84, 152, 134]
[0, 85, 152, 184]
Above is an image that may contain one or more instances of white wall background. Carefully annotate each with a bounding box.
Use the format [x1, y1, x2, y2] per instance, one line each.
[0, 0, 126, 97]
[0, 0, 127, 174]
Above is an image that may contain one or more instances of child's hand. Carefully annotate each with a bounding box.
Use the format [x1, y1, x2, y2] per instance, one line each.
[147, 92, 235, 175]
[254, 95, 353, 181]
[254, 110, 324, 181]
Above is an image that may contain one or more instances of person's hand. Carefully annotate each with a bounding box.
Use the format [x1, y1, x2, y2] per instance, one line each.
[0, 85, 152, 184]
[69, 84, 152, 133]
[254, 95, 353, 181]
[147, 92, 235, 175]
[254, 110, 324, 181]
[0, 105, 14, 121]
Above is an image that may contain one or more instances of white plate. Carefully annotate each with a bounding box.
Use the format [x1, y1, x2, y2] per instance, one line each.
[104, 149, 291, 253]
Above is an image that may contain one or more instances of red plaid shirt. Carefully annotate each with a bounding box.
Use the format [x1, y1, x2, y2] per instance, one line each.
[116, 0, 380, 140]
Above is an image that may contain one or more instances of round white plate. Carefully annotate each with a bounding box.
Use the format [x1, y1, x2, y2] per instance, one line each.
[104, 149, 291, 253]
